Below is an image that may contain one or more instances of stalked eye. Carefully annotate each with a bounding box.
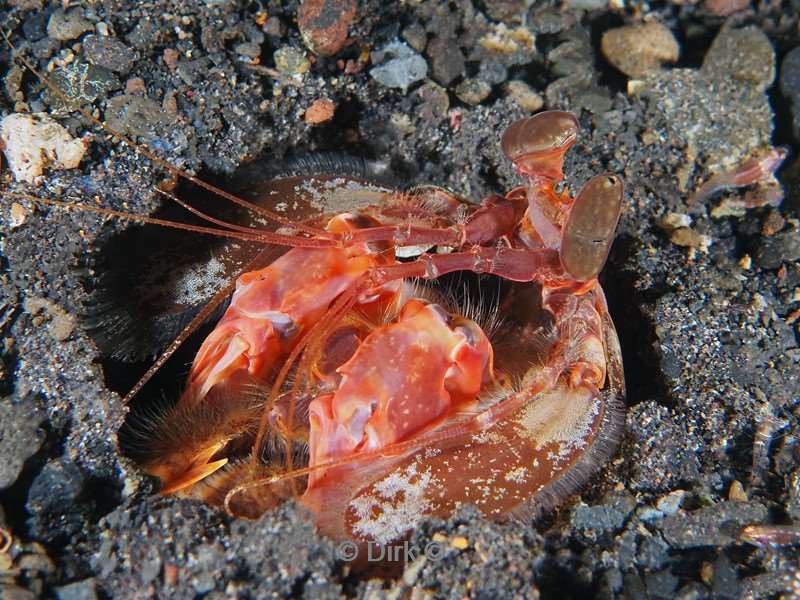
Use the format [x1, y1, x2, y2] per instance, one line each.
[560, 174, 624, 281]
[501, 111, 579, 180]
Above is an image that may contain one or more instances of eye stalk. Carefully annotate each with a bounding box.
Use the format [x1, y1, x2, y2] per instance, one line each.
[560, 174, 624, 281]
[501, 111, 579, 181]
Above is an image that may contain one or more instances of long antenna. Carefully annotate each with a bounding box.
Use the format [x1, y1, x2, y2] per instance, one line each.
[0, 28, 333, 239]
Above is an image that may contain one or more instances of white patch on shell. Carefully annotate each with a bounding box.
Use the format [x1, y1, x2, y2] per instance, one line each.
[504, 466, 529, 484]
[168, 255, 228, 306]
[294, 177, 391, 212]
[517, 388, 601, 468]
[348, 462, 435, 544]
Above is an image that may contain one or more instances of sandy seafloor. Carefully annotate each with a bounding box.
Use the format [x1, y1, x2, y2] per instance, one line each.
[0, 0, 799, 598]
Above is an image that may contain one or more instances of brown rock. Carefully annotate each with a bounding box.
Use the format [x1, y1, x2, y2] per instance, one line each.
[601, 22, 679, 78]
[124, 77, 146, 95]
[163, 48, 180, 71]
[298, 0, 357, 56]
[704, 0, 749, 16]
[506, 80, 544, 112]
[304, 99, 336, 124]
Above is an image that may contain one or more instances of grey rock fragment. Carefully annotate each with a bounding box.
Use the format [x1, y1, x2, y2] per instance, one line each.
[234, 41, 261, 60]
[477, 60, 508, 86]
[644, 568, 679, 599]
[54, 579, 98, 600]
[26, 459, 91, 544]
[416, 81, 449, 122]
[455, 78, 492, 106]
[661, 501, 768, 549]
[0, 396, 45, 489]
[701, 26, 775, 92]
[711, 553, 739, 600]
[483, 0, 530, 22]
[427, 36, 465, 87]
[47, 9, 93, 41]
[104, 95, 173, 138]
[273, 46, 310, 76]
[626, 402, 702, 492]
[546, 29, 612, 114]
[402, 23, 427, 53]
[370, 41, 428, 93]
[571, 503, 628, 532]
[780, 46, 800, 141]
[566, 0, 607, 8]
[753, 229, 800, 270]
[83, 35, 137, 74]
[639, 69, 772, 173]
[655, 490, 686, 515]
[43, 62, 120, 113]
[0, 585, 38, 600]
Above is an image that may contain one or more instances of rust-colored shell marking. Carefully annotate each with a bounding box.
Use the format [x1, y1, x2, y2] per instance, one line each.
[560, 174, 623, 281]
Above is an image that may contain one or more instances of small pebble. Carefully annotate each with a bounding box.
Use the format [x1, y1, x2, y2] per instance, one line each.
[163, 48, 180, 71]
[506, 80, 544, 112]
[761, 211, 785, 236]
[124, 77, 146, 95]
[416, 81, 449, 122]
[601, 22, 679, 78]
[455, 79, 492, 106]
[46, 9, 93, 41]
[450, 536, 469, 550]
[9, 202, 28, 229]
[0, 113, 86, 183]
[402, 23, 427, 53]
[700, 562, 714, 585]
[298, 0, 357, 56]
[754, 230, 800, 270]
[23, 297, 77, 342]
[427, 36, 465, 87]
[479, 23, 536, 55]
[701, 26, 775, 92]
[273, 46, 310, 76]
[728, 480, 748, 502]
[484, 0, 531, 21]
[304, 99, 335, 124]
[234, 42, 262, 60]
[655, 490, 686, 515]
[657, 212, 692, 232]
[779, 47, 800, 141]
[704, 0, 750, 16]
[82, 34, 137, 74]
[105, 95, 170, 138]
[370, 41, 427, 93]
[670, 227, 712, 253]
[478, 60, 508, 86]
[54, 578, 98, 600]
[566, 0, 607, 7]
[739, 254, 752, 270]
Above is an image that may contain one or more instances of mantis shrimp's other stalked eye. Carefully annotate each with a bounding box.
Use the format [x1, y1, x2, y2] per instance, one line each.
[501, 111, 579, 180]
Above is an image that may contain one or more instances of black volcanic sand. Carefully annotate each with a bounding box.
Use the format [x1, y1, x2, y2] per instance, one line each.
[0, 1, 799, 598]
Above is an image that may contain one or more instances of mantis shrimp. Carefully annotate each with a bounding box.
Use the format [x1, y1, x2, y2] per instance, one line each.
[3, 31, 625, 546]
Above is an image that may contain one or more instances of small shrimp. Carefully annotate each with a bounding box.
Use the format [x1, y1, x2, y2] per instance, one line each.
[688, 147, 789, 206]
[740, 524, 800, 548]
